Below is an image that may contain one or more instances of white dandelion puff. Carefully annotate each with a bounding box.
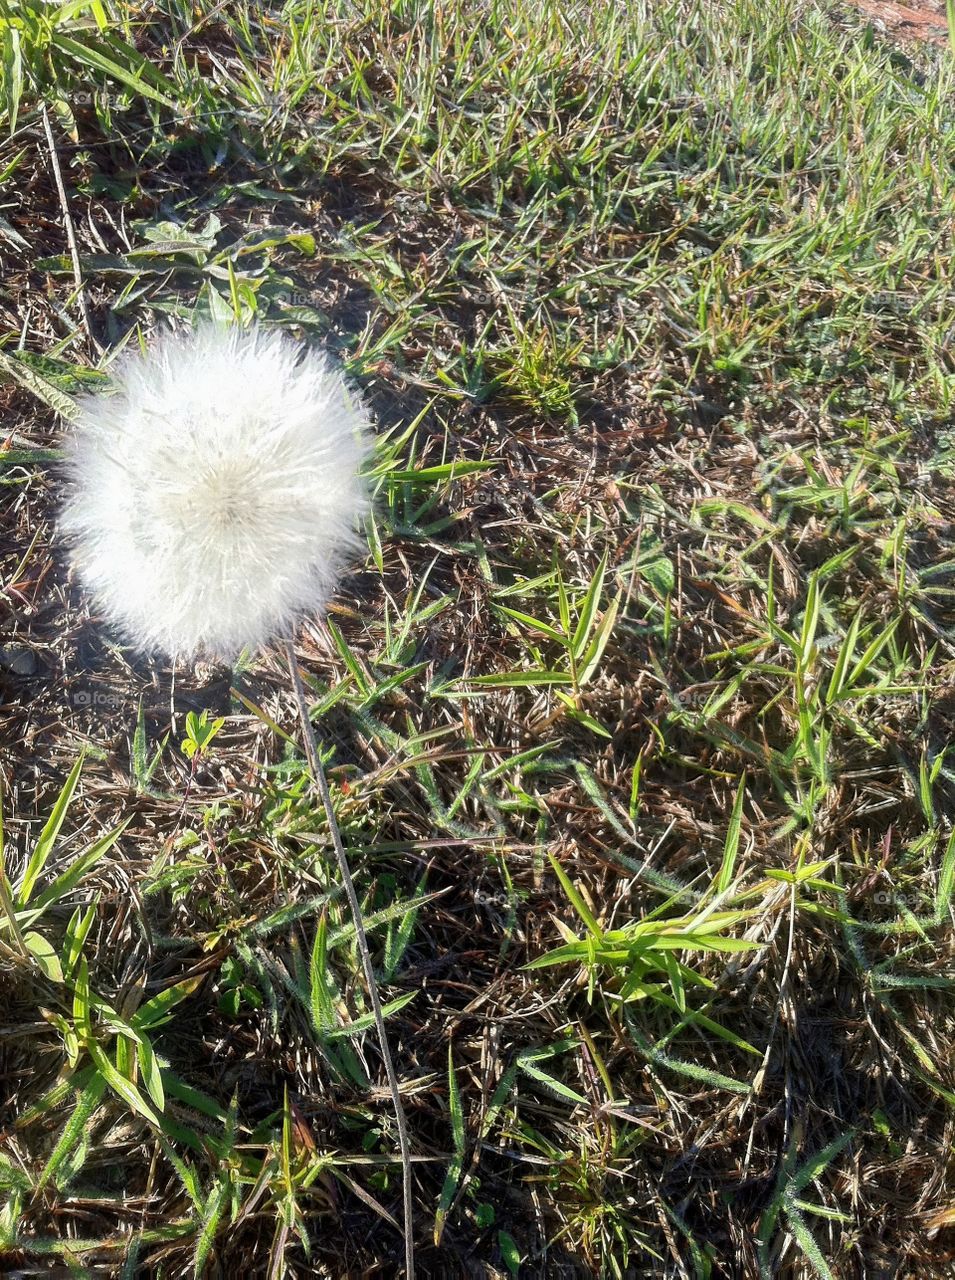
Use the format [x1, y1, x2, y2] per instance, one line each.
[57, 321, 414, 1272]
[58, 322, 372, 660]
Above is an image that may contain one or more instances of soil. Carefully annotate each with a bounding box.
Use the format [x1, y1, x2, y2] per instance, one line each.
[848, 0, 950, 44]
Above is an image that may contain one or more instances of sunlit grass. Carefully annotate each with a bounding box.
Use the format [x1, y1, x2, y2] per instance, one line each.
[0, 0, 953, 1275]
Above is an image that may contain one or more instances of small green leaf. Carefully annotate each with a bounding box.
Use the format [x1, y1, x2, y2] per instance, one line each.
[466, 670, 574, 688]
[33, 821, 129, 913]
[499, 1229, 521, 1277]
[546, 851, 602, 939]
[716, 780, 746, 894]
[387, 460, 497, 483]
[309, 911, 336, 1036]
[517, 1058, 586, 1106]
[137, 1035, 165, 1111]
[494, 605, 566, 646]
[18, 752, 85, 906]
[576, 591, 621, 687]
[50, 32, 179, 107]
[0, 347, 81, 422]
[434, 1045, 467, 1246]
[324, 990, 416, 1040]
[571, 550, 609, 658]
[36, 1073, 107, 1192]
[937, 828, 955, 919]
[475, 1203, 495, 1228]
[133, 975, 204, 1030]
[23, 931, 63, 982]
[86, 1038, 162, 1127]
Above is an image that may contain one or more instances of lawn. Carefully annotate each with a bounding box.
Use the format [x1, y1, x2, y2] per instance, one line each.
[0, 0, 954, 1276]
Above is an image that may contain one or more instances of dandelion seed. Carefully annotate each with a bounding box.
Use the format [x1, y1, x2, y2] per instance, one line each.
[59, 322, 371, 660]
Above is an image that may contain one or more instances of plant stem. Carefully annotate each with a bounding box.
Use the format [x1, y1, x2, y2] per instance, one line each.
[284, 638, 415, 1278]
[40, 105, 98, 355]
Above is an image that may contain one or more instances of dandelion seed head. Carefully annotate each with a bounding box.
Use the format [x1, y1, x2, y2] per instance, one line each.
[59, 323, 372, 660]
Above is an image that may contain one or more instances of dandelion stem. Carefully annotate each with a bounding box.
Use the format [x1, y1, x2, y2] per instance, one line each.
[285, 638, 415, 1278]
[40, 105, 98, 356]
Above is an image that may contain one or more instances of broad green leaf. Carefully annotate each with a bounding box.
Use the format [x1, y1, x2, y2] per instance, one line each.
[825, 608, 863, 704]
[382, 876, 426, 982]
[846, 615, 900, 689]
[785, 1204, 838, 1280]
[627, 1018, 752, 1093]
[192, 1177, 230, 1278]
[796, 571, 821, 667]
[2, 26, 23, 139]
[73, 955, 93, 1038]
[62, 903, 96, 979]
[554, 690, 613, 737]
[789, 1132, 853, 1196]
[327, 890, 444, 951]
[137, 1035, 165, 1111]
[937, 828, 955, 919]
[0, 799, 27, 953]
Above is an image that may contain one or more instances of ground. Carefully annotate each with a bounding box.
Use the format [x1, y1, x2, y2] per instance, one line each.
[0, 1, 954, 1277]
[848, 0, 949, 44]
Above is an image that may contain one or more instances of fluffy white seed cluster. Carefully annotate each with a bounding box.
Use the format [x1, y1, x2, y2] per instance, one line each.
[59, 323, 372, 660]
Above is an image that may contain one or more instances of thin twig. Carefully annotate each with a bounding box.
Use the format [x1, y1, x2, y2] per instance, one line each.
[40, 105, 98, 355]
[285, 637, 415, 1278]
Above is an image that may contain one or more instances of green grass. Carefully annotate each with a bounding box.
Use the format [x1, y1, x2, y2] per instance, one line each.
[1, 0, 954, 1275]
